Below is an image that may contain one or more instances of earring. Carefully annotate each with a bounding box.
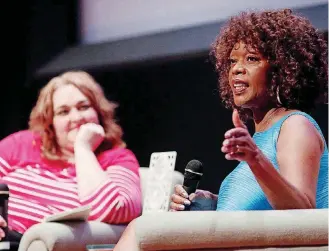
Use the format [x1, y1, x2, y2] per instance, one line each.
[276, 87, 282, 105]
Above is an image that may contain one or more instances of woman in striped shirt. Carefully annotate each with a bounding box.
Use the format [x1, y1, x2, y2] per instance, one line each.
[0, 70, 142, 242]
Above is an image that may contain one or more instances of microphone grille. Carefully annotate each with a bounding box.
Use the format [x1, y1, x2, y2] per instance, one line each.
[185, 159, 203, 174]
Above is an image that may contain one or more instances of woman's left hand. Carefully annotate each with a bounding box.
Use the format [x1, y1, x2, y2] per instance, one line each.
[221, 110, 260, 163]
[75, 123, 105, 151]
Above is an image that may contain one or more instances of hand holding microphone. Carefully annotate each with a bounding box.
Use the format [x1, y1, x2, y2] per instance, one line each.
[170, 160, 218, 211]
[0, 216, 6, 241]
[0, 184, 9, 250]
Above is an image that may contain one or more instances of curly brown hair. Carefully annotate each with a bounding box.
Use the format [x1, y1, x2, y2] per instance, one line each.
[29, 70, 126, 161]
[210, 9, 328, 117]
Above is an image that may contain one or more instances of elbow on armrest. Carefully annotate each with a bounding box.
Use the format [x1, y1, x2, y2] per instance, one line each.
[93, 193, 142, 224]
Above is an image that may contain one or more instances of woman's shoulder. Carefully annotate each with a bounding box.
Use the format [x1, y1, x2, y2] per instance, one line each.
[269, 110, 322, 135]
[98, 146, 136, 158]
[279, 111, 322, 133]
[1, 129, 40, 144]
[0, 130, 42, 166]
[97, 147, 140, 171]
[278, 111, 326, 150]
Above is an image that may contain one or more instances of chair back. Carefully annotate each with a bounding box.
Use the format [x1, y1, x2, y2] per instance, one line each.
[139, 167, 184, 212]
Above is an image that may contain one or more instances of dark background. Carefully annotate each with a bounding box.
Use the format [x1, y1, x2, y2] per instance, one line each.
[3, 1, 328, 194]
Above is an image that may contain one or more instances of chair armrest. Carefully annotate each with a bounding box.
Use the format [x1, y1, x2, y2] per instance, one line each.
[135, 209, 328, 250]
[18, 221, 127, 251]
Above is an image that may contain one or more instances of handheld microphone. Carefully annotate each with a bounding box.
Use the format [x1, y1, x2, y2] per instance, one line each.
[182, 159, 203, 195]
[0, 184, 9, 250]
[182, 160, 217, 211]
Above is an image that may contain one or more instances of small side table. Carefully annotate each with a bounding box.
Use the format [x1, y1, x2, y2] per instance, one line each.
[86, 244, 115, 251]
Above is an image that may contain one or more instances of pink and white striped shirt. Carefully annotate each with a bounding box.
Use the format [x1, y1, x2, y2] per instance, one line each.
[0, 130, 142, 234]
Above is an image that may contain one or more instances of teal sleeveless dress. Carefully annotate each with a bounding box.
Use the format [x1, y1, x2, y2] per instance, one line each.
[216, 111, 328, 210]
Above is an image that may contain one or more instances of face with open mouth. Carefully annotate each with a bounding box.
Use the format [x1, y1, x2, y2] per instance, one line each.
[228, 42, 270, 108]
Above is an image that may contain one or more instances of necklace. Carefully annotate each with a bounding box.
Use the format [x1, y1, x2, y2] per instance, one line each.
[256, 107, 284, 132]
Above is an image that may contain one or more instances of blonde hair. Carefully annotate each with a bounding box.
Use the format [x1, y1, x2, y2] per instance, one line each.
[29, 70, 125, 160]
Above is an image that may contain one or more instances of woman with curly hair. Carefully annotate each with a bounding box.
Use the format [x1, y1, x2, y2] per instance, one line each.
[0, 71, 142, 248]
[114, 9, 327, 250]
[171, 8, 328, 211]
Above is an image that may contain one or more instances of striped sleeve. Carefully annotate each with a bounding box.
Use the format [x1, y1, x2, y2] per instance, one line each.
[80, 148, 142, 224]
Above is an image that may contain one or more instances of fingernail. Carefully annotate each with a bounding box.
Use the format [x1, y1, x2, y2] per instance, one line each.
[182, 192, 188, 198]
[223, 140, 229, 146]
[184, 200, 191, 206]
[179, 205, 185, 210]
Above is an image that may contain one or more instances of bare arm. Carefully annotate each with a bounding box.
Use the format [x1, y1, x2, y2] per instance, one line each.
[222, 111, 323, 209]
[273, 115, 322, 208]
[74, 123, 108, 198]
[247, 115, 322, 209]
[75, 146, 142, 223]
[74, 123, 142, 223]
[74, 145, 108, 198]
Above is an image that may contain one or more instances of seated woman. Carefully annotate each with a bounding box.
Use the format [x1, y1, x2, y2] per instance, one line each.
[114, 8, 328, 251]
[0, 70, 142, 247]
